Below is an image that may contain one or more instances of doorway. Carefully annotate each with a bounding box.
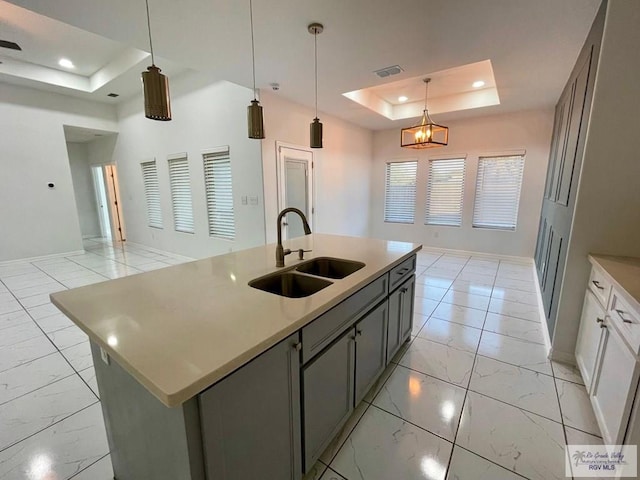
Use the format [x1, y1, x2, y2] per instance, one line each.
[277, 143, 314, 240]
[92, 164, 126, 242]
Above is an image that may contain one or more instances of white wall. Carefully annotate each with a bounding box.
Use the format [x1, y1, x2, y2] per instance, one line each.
[369, 109, 554, 257]
[552, 0, 640, 357]
[260, 91, 373, 244]
[0, 83, 117, 261]
[66, 142, 101, 238]
[112, 73, 266, 259]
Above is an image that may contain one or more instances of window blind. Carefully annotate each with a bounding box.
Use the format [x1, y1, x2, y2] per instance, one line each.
[425, 158, 465, 226]
[203, 148, 235, 240]
[141, 160, 163, 229]
[473, 154, 525, 230]
[168, 156, 195, 234]
[384, 161, 417, 223]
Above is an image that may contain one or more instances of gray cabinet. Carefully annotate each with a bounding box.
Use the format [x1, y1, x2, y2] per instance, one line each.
[302, 330, 355, 470]
[387, 275, 415, 363]
[355, 301, 388, 404]
[199, 333, 302, 480]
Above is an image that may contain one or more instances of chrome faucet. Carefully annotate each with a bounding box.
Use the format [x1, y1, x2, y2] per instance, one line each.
[276, 207, 312, 267]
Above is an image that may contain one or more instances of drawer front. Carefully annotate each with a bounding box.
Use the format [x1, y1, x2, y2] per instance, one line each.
[302, 274, 388, 364]
[609, 289, 640, 356]
[389, 255, 417, 292]
[588, 266, 611, 308]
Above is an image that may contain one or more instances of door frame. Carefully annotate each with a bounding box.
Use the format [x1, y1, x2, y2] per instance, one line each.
[276, 141, 315, 238]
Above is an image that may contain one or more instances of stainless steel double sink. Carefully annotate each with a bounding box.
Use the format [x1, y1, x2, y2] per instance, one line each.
[249, 257, 365, 298]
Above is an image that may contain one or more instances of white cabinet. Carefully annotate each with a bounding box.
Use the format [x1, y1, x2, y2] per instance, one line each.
[577, 257, 640, 445]
[590, 319, 640, 444]
[576, 290, 606, 391]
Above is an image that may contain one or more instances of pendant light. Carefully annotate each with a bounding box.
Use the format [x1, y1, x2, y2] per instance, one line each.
[247, 0, 265, 139]
[142, 0, 171, 121]
[401, 78, 448, 148]
[308, 23, 323, 149]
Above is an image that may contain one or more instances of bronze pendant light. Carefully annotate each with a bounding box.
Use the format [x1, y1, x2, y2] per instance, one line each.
[142, 0, 171, 121]
[247, 0, 265, 139]
[400, 78, 448, 148]
[309, 23, 323, 149]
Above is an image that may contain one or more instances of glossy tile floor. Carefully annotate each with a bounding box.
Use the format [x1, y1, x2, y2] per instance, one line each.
[0, 243, 602, 479]
[308, 250, 602, 480]
[0, 238, 191, 479]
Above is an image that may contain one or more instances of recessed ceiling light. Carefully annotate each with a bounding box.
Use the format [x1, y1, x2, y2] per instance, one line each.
[58, 58, 75, 69]
[472, 80, 485, 88]
[398, 95, 408, 103]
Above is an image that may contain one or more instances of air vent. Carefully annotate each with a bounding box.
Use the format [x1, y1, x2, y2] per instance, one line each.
[374, 65, 404, 78]
[0, 40, 22, 51]
[107, 93, 119, 98]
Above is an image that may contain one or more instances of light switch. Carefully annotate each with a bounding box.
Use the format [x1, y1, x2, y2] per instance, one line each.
[249, 196, 259, 205]
[241, 196, 248, 205]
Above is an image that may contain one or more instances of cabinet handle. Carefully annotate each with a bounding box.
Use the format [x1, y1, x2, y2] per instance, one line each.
[400, 287, 408, 293]
[356, 329, 363, 336]
[615, 309, 633, 324]
[396, 268, 410, 275]
[596, 318, 604, 323]
[292, 342, 302, 352]
[591, 280, 604, 290]
[600, 323, 607, 329]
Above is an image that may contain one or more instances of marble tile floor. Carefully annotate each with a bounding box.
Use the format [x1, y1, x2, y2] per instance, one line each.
[0, 242, 601, 479]
[0, 238, 192, 479]
[306, 250, 601, 480]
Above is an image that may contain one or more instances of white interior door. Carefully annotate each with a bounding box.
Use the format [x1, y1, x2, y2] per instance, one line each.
[91, 166, 111, 240]
[104, 165, 126, 242]
[277, 144, 314, 240]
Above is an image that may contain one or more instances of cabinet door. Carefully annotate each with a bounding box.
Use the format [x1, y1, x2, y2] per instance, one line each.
[590, 321, 640, 444]
[399, 275, 416, 342]
[199, 333, 302, 480]
[387, 286, 402, 364]
[355, 301, 388, 404]
[303, 330, 355, 470]
[575, 290, 605, 392]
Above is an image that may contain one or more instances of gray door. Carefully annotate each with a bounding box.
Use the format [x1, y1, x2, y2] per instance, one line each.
[534, 19, 601, 337]
[284, 158, 309, 238]
[387, 287, 402, 364]
[302, 330, 355, 470]
[199, 333, 302, 480]
[354, 301, 388, 404]
[399, 276, 416, 342]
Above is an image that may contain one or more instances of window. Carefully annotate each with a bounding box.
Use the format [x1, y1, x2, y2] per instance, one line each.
[384, 160, 417, 223]
[203, 147, 235, 240]
[473, 154, 525, 230]
[141, 160, 163, 229]
[425, 158, 465, 226]
[168, 154, 195, 233]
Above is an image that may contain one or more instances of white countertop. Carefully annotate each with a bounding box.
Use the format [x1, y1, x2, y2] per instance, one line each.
[589, 254, 640, 309]
[51, 234, 421, 407]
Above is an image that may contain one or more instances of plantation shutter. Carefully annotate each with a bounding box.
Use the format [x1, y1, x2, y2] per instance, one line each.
[384, 161, 417, 223]
[203, 147, 235, 239]
[168, 154, 194, 233]
[473, 154, 525, 230]
[141, 160, 163, 229]
[425, 158, 465, 226]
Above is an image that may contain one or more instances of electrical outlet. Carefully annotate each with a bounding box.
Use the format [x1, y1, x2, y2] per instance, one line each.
[100, 347, 110, 365]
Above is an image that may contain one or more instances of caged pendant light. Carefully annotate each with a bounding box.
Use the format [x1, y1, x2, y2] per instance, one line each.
[142, 0, 171, 121]
[247, 0, 265, 139]
[308, 23, 323, 149]
[401, 78, 448, 148]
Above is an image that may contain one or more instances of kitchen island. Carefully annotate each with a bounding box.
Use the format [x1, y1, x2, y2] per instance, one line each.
[51, 234, 421, 480]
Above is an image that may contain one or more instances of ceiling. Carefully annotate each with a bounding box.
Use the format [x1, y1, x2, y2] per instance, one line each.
[63, 125, 117, 143]
[2, 0, 601, 130]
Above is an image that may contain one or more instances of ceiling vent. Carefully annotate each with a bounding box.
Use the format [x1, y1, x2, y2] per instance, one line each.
[107, 93, 120, 98]
[0, 40, 22, 51]
[374, 65, 403, 78]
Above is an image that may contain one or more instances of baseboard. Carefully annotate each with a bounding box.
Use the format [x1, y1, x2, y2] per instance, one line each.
[0, 249, 86, 266]
[548, 349, 577, 365]
[125, 241, 194, 262]
[418, 245, 533, 265]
